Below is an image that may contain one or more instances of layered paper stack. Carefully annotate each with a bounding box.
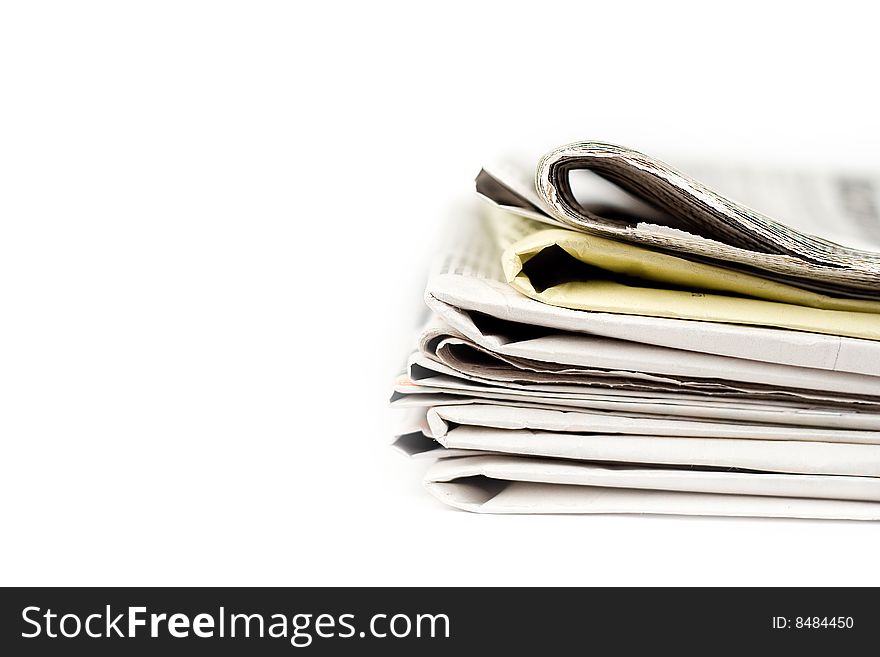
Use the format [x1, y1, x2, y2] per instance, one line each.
[392, 142, 880, 520]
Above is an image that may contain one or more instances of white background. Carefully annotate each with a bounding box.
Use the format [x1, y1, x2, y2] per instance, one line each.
[2, 1, 879, 586]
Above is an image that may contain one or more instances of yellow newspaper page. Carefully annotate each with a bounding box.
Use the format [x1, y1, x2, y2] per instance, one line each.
[488, 208, 880, 341]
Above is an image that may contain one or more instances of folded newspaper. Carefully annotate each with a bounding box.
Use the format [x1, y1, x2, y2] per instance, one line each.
[392, 141, 880, 520]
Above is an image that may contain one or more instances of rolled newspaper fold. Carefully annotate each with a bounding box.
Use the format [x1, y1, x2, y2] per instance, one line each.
[478, 142, 880, 295]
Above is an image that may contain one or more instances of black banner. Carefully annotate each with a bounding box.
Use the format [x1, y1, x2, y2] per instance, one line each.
[0, 587, 875, 655]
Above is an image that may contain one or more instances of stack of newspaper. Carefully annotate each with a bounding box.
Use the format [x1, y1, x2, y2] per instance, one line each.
[392, 142, 880, 520]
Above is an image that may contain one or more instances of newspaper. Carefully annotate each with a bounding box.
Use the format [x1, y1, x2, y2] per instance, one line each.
[424, 456, 880, 518]
[392, 374, 880, 430]
[496, 210, 880, 340]
[404, 403, 880, 445]
[409, 351, 880, 410]
[394, 438, 880, 517]
[434, 425, 880, 477]
[417, 315, 880, 400]
[425, 207, 880, 376]
[394, 144, 880, 519]
[478, 142, 880, 296]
